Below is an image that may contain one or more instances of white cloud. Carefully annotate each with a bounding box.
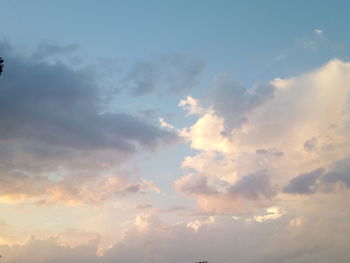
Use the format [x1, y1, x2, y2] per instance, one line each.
[315, 28, 323, 36]
[177, 59, 350, 214]
[159, 118, 175, 129]
[253, 207, 285, 222]
[179, 96, 206, 116]
[179, 112, 232, 153]
[186, 216, 215, 231]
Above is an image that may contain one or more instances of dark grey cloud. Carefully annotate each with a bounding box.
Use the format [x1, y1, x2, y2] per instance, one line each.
[283, 168, 324, 195]
[0, 41, 176, 205]
[283, 159, 350, 195]
[0, 41, 175, 153]
[323, 158, 350, 187]
[229, 170, 275, 200]
[177, 175, 218, 196]
[177, 171, 275, 203]
[121, 54, 205, 97]
[209, 75, 275, 133]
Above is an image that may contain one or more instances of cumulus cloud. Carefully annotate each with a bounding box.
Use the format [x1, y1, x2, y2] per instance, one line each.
[121, 54, 205, 96]
[3, 204, 350, 263]
[2, 42, 350, 263]
[177, 59, 350, 214]
[187, 59, 350, 154]
[103, 194, 350, 263]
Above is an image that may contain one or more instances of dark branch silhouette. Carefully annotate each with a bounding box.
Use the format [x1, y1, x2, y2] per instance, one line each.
[0, 57, 4, 75]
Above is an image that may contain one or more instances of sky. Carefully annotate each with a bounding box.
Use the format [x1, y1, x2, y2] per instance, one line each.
[1, 0, 350, 262]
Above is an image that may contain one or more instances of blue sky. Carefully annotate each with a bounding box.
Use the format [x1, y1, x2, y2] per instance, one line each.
[1, 1, 350, 262]
[3, 0, 350, 75]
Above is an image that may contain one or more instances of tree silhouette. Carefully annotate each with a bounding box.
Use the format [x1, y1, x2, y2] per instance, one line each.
[0, 57, 4, 75]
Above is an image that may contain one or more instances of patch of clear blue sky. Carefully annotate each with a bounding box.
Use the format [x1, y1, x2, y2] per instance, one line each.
[2, 0, 350, 78]
[1, 0, 350, 204]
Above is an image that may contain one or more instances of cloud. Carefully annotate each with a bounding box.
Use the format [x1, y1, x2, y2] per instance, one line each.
[0, 236, 99, 263]
[228, 170, 275, 200]
[181, 58, 350, 158]
[0, 166, 160, 205]
[102, 197, 350, 262]
[0, 169, 50, 203]
[0, 41, 175, 152]
[186, 216, 215, 231]
[121, 54, 205, 96]
[283, 168, 324, 195]
[2, 40, 350, 263]
[178, 96, 206, 116]
[180, 112, 231, 153]
[159, 118, 175, 129]
[255, 148, 284, 157]
[209, 75, 275, 133]
[175, 174, 218, 196]
[283, 158, 350, 195]
[175, 171, 275, 214]
[0, 41, 175, 206]
[177, 59, 350, 214]
[2, 199, 350, 263]
[0, 221, 27, 245]
[315, 28, 323, 36]
[322, 158, 350, 187]
[253, 206, 285, 222]
[31, 42, 80, 60]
